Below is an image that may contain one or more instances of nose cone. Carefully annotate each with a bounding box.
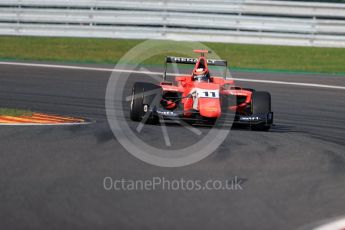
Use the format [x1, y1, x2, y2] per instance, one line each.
[198, 98, 221, 118]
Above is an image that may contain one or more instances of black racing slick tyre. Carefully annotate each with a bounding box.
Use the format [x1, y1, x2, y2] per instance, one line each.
[130, 82, 160, 123]
[251, 91, 272, 131]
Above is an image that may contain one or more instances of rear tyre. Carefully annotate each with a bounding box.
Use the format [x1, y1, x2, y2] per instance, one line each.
[251, 91, 272, 131]
[130, 82, 160, 124]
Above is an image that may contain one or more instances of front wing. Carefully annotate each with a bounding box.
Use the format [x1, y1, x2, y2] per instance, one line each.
[150, 107, 273, 127]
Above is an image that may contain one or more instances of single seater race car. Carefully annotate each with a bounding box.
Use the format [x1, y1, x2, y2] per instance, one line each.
[129, 50, 273, 131]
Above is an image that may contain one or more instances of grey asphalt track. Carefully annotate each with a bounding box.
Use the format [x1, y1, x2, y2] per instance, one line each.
[0, 62, 344, 230]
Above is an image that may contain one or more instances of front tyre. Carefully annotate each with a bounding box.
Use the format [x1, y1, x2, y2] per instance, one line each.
[251, 91, 272, 131]
[130, 83, 144, 121]
[129, 82, 161, 124]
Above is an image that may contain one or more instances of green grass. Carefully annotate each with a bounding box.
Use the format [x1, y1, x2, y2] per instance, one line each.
[0, 108, 33, 117]
[0, 36, 345, 74]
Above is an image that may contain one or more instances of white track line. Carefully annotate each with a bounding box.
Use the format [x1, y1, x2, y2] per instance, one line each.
[0, 61, 156, 74]
[231, 78, 345, 90]
[1, 61, 345, 90]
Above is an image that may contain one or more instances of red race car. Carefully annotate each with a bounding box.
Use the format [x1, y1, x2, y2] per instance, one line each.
[129, 50, 273, 131]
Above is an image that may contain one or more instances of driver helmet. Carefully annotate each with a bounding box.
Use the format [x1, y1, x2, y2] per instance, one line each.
[193, 68, 210, 82]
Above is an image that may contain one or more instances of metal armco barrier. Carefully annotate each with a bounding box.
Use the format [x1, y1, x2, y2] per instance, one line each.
[0, 0, 345, 47]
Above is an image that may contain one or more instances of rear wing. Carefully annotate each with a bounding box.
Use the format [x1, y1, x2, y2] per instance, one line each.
[166, 56, 227, 67]
[163, 56, 228, 81]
